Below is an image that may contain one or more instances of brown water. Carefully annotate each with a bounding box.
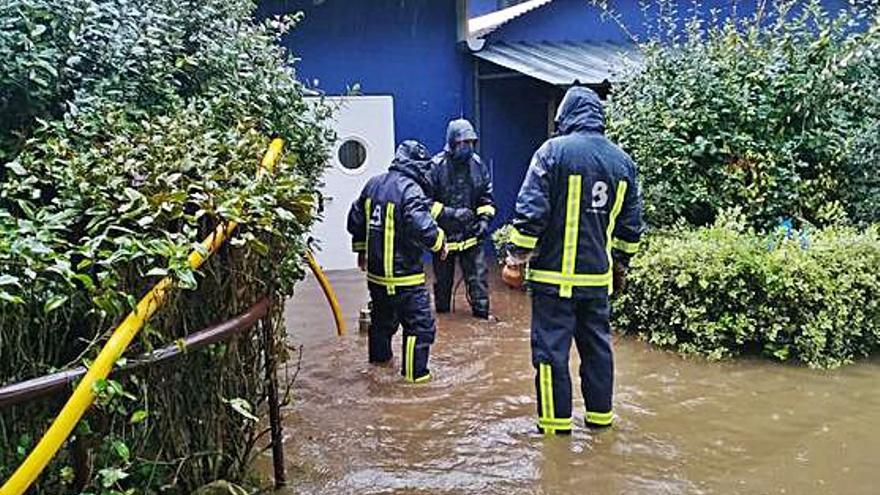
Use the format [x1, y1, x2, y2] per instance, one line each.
[261, 269, 880, 495]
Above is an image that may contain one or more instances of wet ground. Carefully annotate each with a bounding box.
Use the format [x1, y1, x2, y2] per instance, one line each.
[261, 269, 880, 494]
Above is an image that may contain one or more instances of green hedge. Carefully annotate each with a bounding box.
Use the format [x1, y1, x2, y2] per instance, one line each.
[0, 0, 330, 493]
[606, 1, 880, 229]
[613, 211, 880, 368]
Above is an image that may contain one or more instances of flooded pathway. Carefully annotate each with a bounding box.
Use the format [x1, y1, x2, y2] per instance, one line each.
[263, 269, 880, 494]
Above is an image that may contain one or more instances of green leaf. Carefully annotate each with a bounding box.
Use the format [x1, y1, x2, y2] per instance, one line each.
[250, 238, 269, 256]
[1, 292, 25, 305]
[44, 295, 68, 314]
[98, 467, 129, 488]
[5, 161, 26, 176]
[130, 410, 149, 424]
[145, 267, 168, 277]
[223, 398, 259, 422]
[60, 466, 75, 484]
[92, 378, 108, 395]
[176, 269, 197, 289]
[112, 440, 130, 462]
[72, 273, 95, 291]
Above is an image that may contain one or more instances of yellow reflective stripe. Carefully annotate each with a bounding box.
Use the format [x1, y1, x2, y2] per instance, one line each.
[364, 198, 372, 262]
[462, 237, 478, 250]
[352, 241, 366, 252]
[510, 227, 538, 249]
[539, 417, 573, 427]
[526, 269, 612, 287]
[431, 228, 446, 253]
[605, 181, 627, 296]
[476, 204, 496, 217]
[539, 363, 559, 435]
[413, 373, 432, 383]
[523, 179, 624, 295]
[612, 238, 640, 254]
[586, 410, 614, 426]
[447, 237, 479, 252]
[539, 417, 573, 431]
[431, 201, 444, 219]
[543, 364, 555, 421]
[560, 175, 582, 298]
[539, 364, 549, 420]
[384, 203, 395, 295]
[405, 336, 416, 382]
[366, 273, 426, 287]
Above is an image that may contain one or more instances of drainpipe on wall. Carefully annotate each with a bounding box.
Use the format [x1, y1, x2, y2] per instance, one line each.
[456, 0, 469, 42]
[474, 58, 481, 154]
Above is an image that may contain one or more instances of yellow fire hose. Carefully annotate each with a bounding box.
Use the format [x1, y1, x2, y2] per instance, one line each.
[261, 139, 344, 336]
[306, 250, 346, 336]
[0, 138, 345, 494]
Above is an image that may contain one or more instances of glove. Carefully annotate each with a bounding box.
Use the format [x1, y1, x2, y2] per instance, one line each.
[453, 208, 475, 226]
[505, 249, 532, 266]
[612, 262, 627, 293]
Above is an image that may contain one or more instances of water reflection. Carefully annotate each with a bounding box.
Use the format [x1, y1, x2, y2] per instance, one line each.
[262, 270, 880, 495]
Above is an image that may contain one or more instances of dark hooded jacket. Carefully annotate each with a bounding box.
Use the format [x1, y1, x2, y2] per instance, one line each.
[348, 141, 445, 290]
[429, 119, 496, 250]
[509, 87, 644, 299]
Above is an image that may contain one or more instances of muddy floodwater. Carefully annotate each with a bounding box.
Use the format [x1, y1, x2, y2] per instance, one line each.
[260, 269, 880, 494]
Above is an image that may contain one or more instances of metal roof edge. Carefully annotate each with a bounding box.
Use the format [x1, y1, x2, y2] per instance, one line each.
[468, 0, 555, 39]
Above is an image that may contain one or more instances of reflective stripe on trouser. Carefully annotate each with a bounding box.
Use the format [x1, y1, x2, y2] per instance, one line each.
[586, 410, 613, 426]
[432, 246, 489, 317]
[531, 292, 614, 432]
[367, 283, 435, 378]
[537, 363, 573, 434]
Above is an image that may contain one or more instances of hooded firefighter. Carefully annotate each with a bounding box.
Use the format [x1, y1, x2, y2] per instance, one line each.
[347, 140, 448, 383]
[428, 119, 496, 319]
[506, 87, 645, 434]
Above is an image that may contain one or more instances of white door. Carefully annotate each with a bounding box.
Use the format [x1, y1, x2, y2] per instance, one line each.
[310, 95, 395, 271]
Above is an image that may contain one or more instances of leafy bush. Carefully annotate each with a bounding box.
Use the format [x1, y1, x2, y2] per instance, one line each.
[613, 210, 880, 369]
[0, 0, 331, 493]
[607, 1, 880, 229]
[491, 223, 514, 262]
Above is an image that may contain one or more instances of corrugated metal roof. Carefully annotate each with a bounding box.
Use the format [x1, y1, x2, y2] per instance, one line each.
[469, 0, 555, 38]
[473, 40, 641, 85]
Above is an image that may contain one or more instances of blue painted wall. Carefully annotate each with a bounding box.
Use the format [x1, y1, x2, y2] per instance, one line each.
[259, 0, 472, 155]
[479, 73, 554, 227]
[470, 0, 500, 17]
[471, 0, 537, 17]
[487, 0, 852, 43]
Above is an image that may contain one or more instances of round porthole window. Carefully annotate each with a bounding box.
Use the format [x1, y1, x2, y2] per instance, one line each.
[337, 138, 367, 173]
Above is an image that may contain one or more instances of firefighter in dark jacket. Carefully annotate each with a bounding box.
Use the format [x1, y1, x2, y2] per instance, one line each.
[347, 140, 447, 383]
[429, 119, 496, 319]
[506, 87, 644, 434]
